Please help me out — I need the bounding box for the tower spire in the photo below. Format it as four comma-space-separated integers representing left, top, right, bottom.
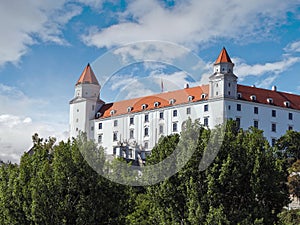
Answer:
214, 47, 232, 64
76, 63, 99, 85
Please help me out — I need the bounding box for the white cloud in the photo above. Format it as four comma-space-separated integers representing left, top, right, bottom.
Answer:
0, 114, 68, 163
234, 56, 300, 80
255, 75, 279, 89
284, 40, 300, 53
0, 84, 69, 162
81, 0, 298, 50
0, 0, 82, 66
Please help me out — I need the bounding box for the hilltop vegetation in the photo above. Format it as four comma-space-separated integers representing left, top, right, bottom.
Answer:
0, 120, 299, 224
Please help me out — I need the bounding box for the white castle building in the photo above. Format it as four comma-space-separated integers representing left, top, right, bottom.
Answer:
70, 48, 300, 161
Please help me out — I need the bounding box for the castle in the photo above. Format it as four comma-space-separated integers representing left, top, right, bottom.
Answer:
69, 48, 300, 161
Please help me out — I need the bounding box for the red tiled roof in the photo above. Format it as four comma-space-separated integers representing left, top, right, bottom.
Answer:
76, 63, 99, 85
98, 85, 209, 118
215, 47, 232, 64
238, 85, 300, 110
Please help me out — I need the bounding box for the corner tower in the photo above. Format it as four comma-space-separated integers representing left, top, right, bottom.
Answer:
69, 64, 103, 139
209, 47, 237, 99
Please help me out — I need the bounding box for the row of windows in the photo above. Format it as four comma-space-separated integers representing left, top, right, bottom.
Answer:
98, 118, 209, 143
236, 104, 293, 120
236, 118, 293, 132
99, 105, 210, 129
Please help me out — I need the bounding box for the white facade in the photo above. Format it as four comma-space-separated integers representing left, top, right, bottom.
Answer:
69, 48, 300, 161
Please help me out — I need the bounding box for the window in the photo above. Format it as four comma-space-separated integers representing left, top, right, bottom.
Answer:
236, 117, 240, 128
159, 111, 164, 119
144, 127, 149, 136
92, 105, 95, 111
204, 117, 209, 127
186, 107, 191, 115
142, 104, 147, 110
76, 118, 78, 123
201, 94, 206, 99
144, 142, 149, 149
114, 120, 118, 127
110, 110, 116, 115
250, 95, 256, 101
228, 105, 231, 110
130, 117, 134, 125
172, 123, 178, 132
130, 129, 134, 139
228, 83, 231, 87
98, 134, 103, 143
272, 123, 276, 132
254, 107, 258, 114
145, 114, 149, 122
113, 147, 117, 155
289, 113, 293, 120
91, 126, 94, 131
237, 93, 242, 99
169, 99, 175, 105
99, 123, 102, 129
289, 126, 293, 131
128, 149, 133, 158
173, 110, 178, 117
237, 104, 241, 111
272, 110, 276, 117
271, 138, 276, 147
254, 120, 258, 128
188, 96, 193, 102
159, 125, 164, 134
216, 91, 218, 96
127, 107, 132, 112
113, 132, 118, 141
204, 104, 208, 112
228, 91, 231, 95
154, 101, 159, 107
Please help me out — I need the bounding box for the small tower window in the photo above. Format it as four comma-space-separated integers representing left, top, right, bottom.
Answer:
250, 95, 256, 101
169, 99, 175, 105
267, 98, 273, 104
284, 101, 290, 108
142, 104, 147, 110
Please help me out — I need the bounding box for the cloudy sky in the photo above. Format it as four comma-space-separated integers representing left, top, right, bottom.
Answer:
1, 0, 300, 162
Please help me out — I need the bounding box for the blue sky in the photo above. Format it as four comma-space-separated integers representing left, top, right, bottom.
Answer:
0, 0, 300, 162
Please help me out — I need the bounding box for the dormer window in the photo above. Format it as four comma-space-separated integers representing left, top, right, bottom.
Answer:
169, 99, 175, 105
267, 98, 273, 104
154, 101, 160, 107
96, 112, 101, 118
110, 110, 116, 115
142, 104, 148, 110
127, 106, 133, 112
250, 95, 256, 101
284, 101, 290, 108
237, 93, 242, 99
188, 96, 194, 102
201, 93, 207, 99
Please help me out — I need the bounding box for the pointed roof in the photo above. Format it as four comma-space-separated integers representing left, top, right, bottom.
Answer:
76, 63, 99, 85
214, 47, 232, 64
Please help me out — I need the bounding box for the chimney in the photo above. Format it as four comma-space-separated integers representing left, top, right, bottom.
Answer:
184, 83, 189, 89
272, 85, 277, 91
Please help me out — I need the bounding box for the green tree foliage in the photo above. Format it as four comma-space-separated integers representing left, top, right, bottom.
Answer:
278, 209, 300, 225
276, 130, 300, 164
127, 119, 289, 225
0, 133, 129, 225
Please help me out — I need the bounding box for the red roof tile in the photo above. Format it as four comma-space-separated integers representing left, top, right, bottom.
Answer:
98, 85, 209, 118
215, 47, 232, 64
238, 85, 300, 110
76, 64, 99, 85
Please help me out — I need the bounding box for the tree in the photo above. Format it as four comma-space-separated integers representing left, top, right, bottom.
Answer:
276, 130, 300, 164
127, 119, 290, 224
